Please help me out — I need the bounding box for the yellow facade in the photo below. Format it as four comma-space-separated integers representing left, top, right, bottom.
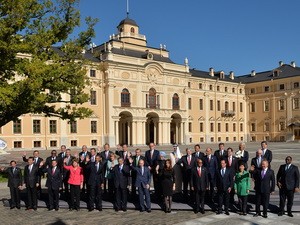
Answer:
0, 18, 299, 150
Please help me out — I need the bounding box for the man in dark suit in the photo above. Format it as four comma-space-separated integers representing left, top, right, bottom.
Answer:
0, 160, 23, 209
145, 143, 160, 172
253, 159, 275, 218
192, 144, 205, 160
23, 150, 43, 166
129, 157, 151, 212
277, 156, 300, 217
203, 147, 218, 201
41, 160, 62, 211
131, 148, 147, 197
250, 149, 264, 172
225, 147, 238, 203
191, 158, 208, 214
214, 143, 227, 167
24, 157, 41, 210
79, 145, 91, 195
261, 141, 272, 165
100, 143, 113, 195
215, 160, 233, 215
236, 142, 249, 170
85, 155, 104, 211
118, 144, 131, 165
177, 148, 196, 201
113, 157, 130, 212
44, 150, 60, 168
57, 145, 67, 161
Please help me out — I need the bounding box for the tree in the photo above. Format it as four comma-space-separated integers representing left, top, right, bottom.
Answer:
0, 0, 98, 127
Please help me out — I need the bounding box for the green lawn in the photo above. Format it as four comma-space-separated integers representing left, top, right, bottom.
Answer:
0, 173, 8, 182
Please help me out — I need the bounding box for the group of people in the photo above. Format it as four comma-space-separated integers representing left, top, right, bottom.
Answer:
1, 141, 299, 218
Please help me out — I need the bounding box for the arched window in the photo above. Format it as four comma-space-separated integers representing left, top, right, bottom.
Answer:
225, 101, 229, 111
130, 27, 135, 33
172, 93, 180, 110
119, 27, 123, 33
147, 88, 156, 109
121, 88, 130, 107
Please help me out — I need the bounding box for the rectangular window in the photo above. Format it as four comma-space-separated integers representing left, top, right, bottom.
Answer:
225, 87, 228, 92
217, 86, 220, 91
210, 123, 214, 132
225, 123, 229, 132
14, 141, 22, 148
250, 102, 256, 112
218, 137, 221, 142
232, 102, 236, 112
240, 123, 243, 132
209, 85, 213, 91
240, 102, 243, 112
199, 83, 202, 89
226, 137, 229, 141
239, 89, 243, 94
33, 120, 41, 134
33, 141, 41, 148
199, 99, 203, 110
251, 123, 256, 132
91, 121, 97, 133
217, 123, 221, 132
279, 84, 285, 90
233, 123, 236, 132
217, 100, 221, 111
293, 98, 299, 109
250, 88, 256, 94
71, 140, 77, 147
264, 100, 270, 112
90, 69, 96, 77
279, 99, 285, 110
210, 137, 214, 142
199, 122, 204, 132
294, 82, 299, 89
200, 137, 204, 142
233, 137, 236, 141
13, 119, 21, 134
264, 122, 270, 132
50, 140, 57, 147
188, 82, 191, 88
70, 121, 77, 133
210, 100, 214, 110
91, 140, 97, 146
49, 120, 57, 133
280, 136, 285, 142
188, 98, 192, 110
90, 90, 97, 105
264, 86, 270, 92
188, 122, 192, 132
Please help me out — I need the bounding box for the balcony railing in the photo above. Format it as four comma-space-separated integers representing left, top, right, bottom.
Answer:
121, 102, 131, 107
146, 103, 160, 109
221, 110, 235, 117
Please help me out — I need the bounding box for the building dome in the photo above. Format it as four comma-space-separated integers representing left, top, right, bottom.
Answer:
117, 18, 139, 28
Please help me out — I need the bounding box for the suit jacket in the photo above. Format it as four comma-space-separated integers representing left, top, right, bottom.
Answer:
44, 167, 63, 190
262, 149, 272, 164
251, 156, 265, 170
113, 164, 130, 189
277, 164, 299, 191
145, 149, 160, 168
190, 166, 209, 191
214, 149, 228, 165
215, 168, 233, 192
238, 151, 249, 169
79, 151, 92, 166
4, 167, 23, 188
253, 168, 275, 194
177, 155, 196, 172
132, 155, 147, 168
203, 155, 218, 179
118, 151, 131, 165
192, 152, 205, 160
86, 162, 104, 186
133, 166, 151, 188
45, 156, 61, 168
100, 150, 113, 162
225, 156, 239, 174
24, 164, 41, 188
23, 156, 43, 167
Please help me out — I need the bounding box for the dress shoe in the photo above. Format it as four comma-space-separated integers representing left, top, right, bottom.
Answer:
97, 208, 102, 211
225, 211, 230, 215
278, 211, 283, 216
147, 209, 151, 213
16, 206, 21, 209
288, 213, 294, 217
201, 209, 205, 214
253, 213, 261, 217
88, 208, 94, 212
243, 213, 247, 216
216, 211, 222, 215
10, 206, 15, 209
262, 214, 268, 218
33, 208, 37, 211
140, 209, 145, 212
69, 208, 73, 211
48, 208, 54, 211
55, 208, 59, 211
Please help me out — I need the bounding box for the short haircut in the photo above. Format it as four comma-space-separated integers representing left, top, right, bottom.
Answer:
219, 142, 225, 146
28, 156, 34, 161
261, 141, 267, 145
194, 144, 200, 148
10, 160, 16, 165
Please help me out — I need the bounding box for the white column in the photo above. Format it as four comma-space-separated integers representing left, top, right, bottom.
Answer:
127, 121, 131, 145
175, 122, 179, 144
142, 121, 146, 145
115, 120, 119, 146
132, 121, 137, 146
154, 122, 157, 144
158, 122, 163, 145
180, 122, 184, 144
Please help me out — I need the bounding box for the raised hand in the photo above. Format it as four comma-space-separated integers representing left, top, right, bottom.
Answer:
85, 156, 90, 162
39, 161, 44, 168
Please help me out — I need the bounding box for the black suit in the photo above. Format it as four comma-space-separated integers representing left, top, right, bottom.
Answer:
277, 164, 299, 214
145, 149, 160, 170
203, 155, 218, 199
86, 162, 104, 210
113, 164, 130, 211
100, 150, 113, 162
79, 151, 91, 193
3, 167, 22, 208
238, 151, 249, 170
44, 167, 62, 210
192, 152, 205, 160
131, 155, 147, 195
215, 168, 233, 212
118, 151, 131, 165
253, 168, 275, 216
262, 149, 272, 164
191, 166, 208, 211
24, 164, 41, 209
214, 149, 227, 167
177, 155, 196, 198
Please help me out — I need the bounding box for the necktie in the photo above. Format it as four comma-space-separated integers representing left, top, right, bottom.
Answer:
119, 166, 122, 173
229, 157, 232, 167
208, 156, 211, 163
124, 152, 126, 159
257, 157, 261, 167
196, 152, 199, 158
92, 156, 95, 162
221, 151, 223, 156
96, 163, 99, 172
35, 158, 37, 164
261, 170, 265, 179
142, 167, 144, 175
105, 151, 108, 159
29, 165, 32, 173
52, 168, 55, 175
136, 157, 139, 165
13, 168, 16, 174
188, 156, 191, 165
150, 151, 153, 159
285, 165, 289, 171
222, 168, 225, 177
198, 167, 201, 177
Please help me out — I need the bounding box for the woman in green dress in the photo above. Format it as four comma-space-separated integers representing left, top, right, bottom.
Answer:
234, 162, 251, 215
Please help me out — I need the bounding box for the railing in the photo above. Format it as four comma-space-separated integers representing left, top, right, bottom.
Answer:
121, 102, 131, 107
221, 110, 235, 117
146, 103, 160, 109
119, 32, 146, 40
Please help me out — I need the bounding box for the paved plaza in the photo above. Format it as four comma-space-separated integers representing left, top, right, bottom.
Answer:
0, 142, 299, 224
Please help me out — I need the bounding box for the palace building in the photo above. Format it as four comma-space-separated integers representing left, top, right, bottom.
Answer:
0, 16, 299, 150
